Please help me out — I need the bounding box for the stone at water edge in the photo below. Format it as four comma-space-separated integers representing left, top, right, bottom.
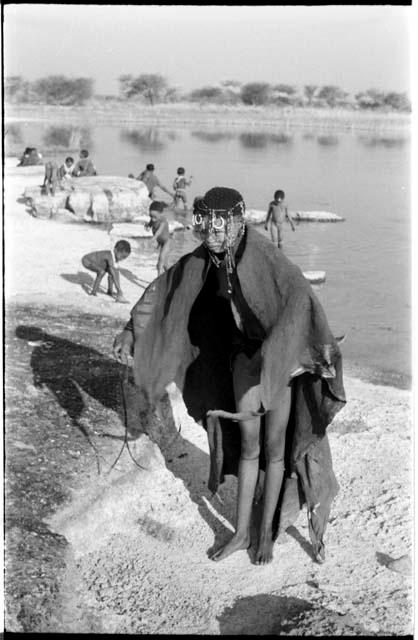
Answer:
386, 554, 412, 576
303, 271, 326, 285
110, 220, 185, 240
245, 209, 344, 224
30, 194, 69, 219
22, 176, 152, 223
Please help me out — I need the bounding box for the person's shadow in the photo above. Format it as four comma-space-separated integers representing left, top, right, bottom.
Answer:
61, 271, 95, 294
118, 267, 150, 289
15, 324, 236, 548
61, 269, 151, 294
16, 325, 126, 433
216, 594, 370, 635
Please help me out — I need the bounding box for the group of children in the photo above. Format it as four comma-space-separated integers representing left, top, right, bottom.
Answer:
43, 149, 97, 196
81, 187, 295, 304
129, 164, 193, 211
77, 148, 293, 302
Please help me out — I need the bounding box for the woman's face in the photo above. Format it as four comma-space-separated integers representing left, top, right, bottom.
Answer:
193, 214, 243, 253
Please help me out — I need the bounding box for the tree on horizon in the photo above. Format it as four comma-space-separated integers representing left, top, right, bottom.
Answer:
118, 74, 171, 105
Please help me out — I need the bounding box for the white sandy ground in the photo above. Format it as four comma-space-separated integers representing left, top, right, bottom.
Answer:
4, 160, 414, 634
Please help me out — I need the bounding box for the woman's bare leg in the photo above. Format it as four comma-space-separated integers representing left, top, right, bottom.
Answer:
210, 354, 261, 562
255, 386, 291, 564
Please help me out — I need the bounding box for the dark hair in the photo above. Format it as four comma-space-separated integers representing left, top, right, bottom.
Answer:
177, 167, 185, 175
65, 157, 74, 163
274, 190, 285, 200
80, 149, 89, 158
114, 240, 131, 255
149, 201, 166, 213
146, 163, 155, 171
203, 187, 243, 208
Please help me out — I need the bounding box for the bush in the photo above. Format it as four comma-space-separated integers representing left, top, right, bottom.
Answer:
118, 74, 172, 105
5, 76, 30, 103
188, 86, 224, 103
383, 92, 411, 112
354, 89, 386, 110
240, 82, 271, 106
317, 85, 349, 108
32, 76, 94, 105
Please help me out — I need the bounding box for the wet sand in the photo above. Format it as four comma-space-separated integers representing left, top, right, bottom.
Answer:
4, 160, 413, 634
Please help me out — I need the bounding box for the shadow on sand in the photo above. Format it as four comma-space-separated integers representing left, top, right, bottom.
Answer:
61, 269, 150, 293
15, 324, 239, 552
217, 593, 371, 635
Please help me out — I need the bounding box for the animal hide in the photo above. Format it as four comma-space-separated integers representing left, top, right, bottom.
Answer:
126, 225, 346, 557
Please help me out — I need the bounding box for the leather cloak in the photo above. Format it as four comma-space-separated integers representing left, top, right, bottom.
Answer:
127, 225, 346, 558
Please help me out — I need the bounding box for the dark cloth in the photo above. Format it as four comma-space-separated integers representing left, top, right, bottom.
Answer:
126, 225, 346, 552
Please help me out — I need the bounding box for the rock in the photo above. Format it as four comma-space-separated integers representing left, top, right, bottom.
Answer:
386, 554, 412, 576
23, 176, 151, 223
109, 219, 185, 242
245, 209, 344, 224
30, 194, 67, 219
51, 208, 78, 223
293, 211, 345, 222
303, 270, 326, 285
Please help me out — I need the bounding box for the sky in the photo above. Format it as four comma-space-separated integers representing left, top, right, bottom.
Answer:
4, 4, 413, 97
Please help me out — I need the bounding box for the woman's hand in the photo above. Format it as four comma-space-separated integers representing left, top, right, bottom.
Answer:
113, 330, 134, 364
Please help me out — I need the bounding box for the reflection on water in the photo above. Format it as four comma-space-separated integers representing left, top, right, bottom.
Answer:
5, 123, 23, 145
42, 125, 92, 150
120, 127, 177, 152
239, 132, 269, 149
270, 132, 293, 145
240, 131, 293, 149
191, 130, 234, 143
4, 123, 24, 156
317, 135, 339, 147
357, 135, 407, 149
191, 129, 292, 147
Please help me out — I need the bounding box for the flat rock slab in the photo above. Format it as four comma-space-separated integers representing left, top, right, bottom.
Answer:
303, 270, 326, 284
246, 209, 344, 224
110, 220, 185, 241
23, 176, 151, 223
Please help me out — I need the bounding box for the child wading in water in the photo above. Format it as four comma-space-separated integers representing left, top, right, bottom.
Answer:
173, 167, 193, 210
145, 201, 171, 276
81, 239, 131, 302
265, 190, 295, 249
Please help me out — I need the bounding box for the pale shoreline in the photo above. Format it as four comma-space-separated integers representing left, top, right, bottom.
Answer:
5, 102, 411, 132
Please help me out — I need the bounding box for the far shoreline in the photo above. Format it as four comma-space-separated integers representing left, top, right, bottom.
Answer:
5, 102, 411, 133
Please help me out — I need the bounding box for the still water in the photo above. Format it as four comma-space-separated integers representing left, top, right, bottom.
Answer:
10, 121, 411, 382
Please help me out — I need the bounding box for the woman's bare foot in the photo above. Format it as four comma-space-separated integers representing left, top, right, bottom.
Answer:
255, 531, 274, 564
209, 532, 251, 562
